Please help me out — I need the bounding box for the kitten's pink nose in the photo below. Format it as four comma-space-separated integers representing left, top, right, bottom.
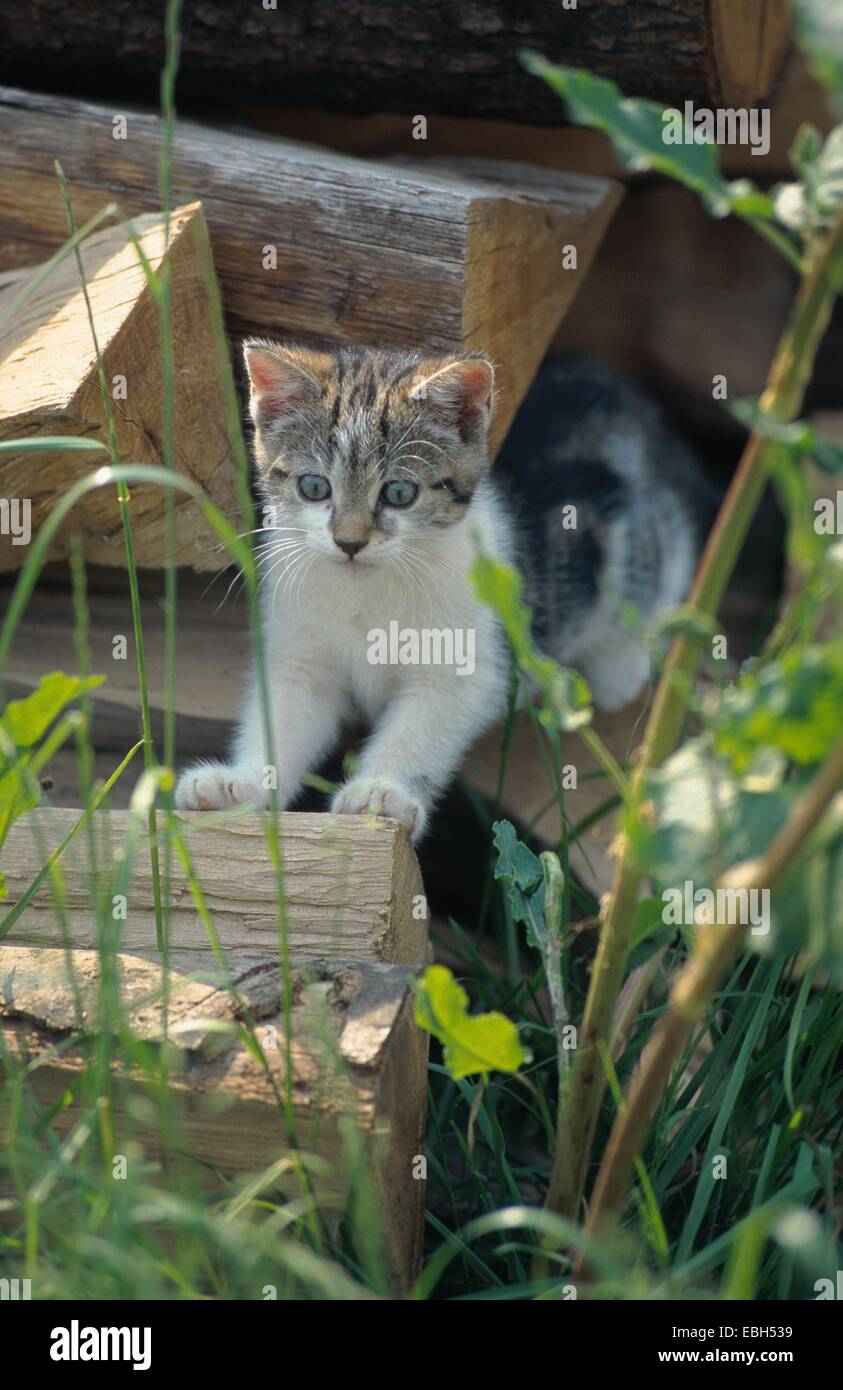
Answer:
334, 538, 368, 558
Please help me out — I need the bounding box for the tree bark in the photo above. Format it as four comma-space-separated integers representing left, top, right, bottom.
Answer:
0, 0, 791, 122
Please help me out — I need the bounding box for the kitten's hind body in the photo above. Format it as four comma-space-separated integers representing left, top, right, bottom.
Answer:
494, 355, 705, 710
175, 347, 704, 840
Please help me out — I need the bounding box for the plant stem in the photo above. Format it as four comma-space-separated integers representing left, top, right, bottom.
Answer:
545, 203, 843, 1225
56, 166, 166, 952
577, 728, 843, 1266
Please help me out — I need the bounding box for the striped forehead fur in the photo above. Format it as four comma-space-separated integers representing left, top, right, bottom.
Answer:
243, 341, 495, 531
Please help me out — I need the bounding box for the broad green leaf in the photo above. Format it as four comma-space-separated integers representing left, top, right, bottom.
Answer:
413, 964, 530, 1080
1, 671, 104, 749
520, 56, 772, 222
633, 738, 798, 888
471, 551, 592, 730
0, 763, 42, 835
711, 647, 843, 773
492, 819, 546, 950
631, 738, 843, 981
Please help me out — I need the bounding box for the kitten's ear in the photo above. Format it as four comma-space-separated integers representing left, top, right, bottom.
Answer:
243, 341, 323, 420
409, 356, 494, 442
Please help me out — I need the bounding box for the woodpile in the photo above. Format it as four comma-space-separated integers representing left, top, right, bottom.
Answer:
0, 86, 621, 461
0, 26, 630, 1293
0, 203, 241, 574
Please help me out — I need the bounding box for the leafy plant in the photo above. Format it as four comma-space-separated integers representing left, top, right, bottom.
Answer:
414, 964, 530, 1080
0, 671, 103, 892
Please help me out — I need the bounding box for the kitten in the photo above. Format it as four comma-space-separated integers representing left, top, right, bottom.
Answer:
174, 344, 703, 840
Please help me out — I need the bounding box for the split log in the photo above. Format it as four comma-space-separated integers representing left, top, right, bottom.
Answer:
0, 202, 242, 574
0, 1, 792, 118
0, 86, 622, 457
0, 945, 429, 1292
1, 808, 428, 964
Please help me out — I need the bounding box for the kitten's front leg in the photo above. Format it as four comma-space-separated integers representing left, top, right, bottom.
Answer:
332, 681, 497, 842
175, 670, 344, 813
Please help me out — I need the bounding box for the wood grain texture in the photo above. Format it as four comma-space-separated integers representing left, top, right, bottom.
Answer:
0, 86, 621, 456
0, 946, 429, 1290
706, 0, 792, 110
0, 1, 791, 118
0, 202, 243, 573
1, 808, 429, 965
0, 573, 248, 755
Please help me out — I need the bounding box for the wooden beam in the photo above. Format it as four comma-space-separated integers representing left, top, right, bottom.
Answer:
1, 808, 429, 964
0, 1, 792, 118
0, 945, 429, 1292
0, 202, 243, 574
1, 572, 248, 756
706, 0, 793, 111
0, 86, 622, 456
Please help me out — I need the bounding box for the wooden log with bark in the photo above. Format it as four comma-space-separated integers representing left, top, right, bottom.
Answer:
1, 807, 429, 964
0, 86, 622, 459
0, 202, 242, 574
0, 0, 792, 119
0, 945, 429, 1291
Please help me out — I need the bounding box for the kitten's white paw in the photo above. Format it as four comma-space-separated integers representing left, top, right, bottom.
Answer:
174, 762, 267, 812
582, 639, 651, 712
332, 778, 427, 841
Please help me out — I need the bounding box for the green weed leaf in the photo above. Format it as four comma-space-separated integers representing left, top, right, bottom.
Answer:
492, 819, 546, 950
521, 56, 771, 221
1, 671, 104, 750
414, 964, 530, 1080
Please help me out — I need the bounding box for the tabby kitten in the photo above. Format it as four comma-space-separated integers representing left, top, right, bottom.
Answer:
174, 344, 702, 840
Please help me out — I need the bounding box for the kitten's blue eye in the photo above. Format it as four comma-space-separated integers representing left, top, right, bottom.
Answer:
298, 474, 331, 501
380, 480, 418, 508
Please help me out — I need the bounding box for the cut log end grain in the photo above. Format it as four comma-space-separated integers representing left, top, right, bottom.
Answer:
0, 202, 243, 574
0, 945, 429, 1291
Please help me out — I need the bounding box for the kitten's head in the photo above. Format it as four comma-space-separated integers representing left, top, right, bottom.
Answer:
243, 340, 495, 567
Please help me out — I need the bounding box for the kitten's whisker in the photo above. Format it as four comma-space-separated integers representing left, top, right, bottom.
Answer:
397, 437, 447, 456
270, 546, 313, 613
259, 546, 310, 591
388, 552, 412, 610
258, 552, 310, 596
204, 524, 311, 557
388, 417, 418, 456
292, 550, 318, 610
386, 461, 434, 478
255, 540, 312, 564
213, 564, 252, 612
393, 549, 437, 624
